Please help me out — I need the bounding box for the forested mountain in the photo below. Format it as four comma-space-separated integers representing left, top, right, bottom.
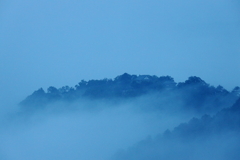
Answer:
20, 73, 239, 114
171, 97, 240, 139
15, 73, 240, 160
112, 97, 240, 160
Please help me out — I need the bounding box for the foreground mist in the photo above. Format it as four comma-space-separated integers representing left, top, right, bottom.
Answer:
0, 73, 239, 160
0, 98, 192, 160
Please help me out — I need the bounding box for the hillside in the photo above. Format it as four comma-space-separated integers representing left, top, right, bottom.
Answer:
20, 73, 239, 115
112, 97, 240, 160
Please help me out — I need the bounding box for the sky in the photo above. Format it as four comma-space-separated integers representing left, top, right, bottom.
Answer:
0, 0, 240, 105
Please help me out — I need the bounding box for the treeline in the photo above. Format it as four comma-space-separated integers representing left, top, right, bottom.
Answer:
20, 73, 240, 112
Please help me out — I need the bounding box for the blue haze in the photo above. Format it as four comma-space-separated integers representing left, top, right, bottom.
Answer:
0, 1, 240, 159
0, 0, 240, 106
0, 0, 240, 105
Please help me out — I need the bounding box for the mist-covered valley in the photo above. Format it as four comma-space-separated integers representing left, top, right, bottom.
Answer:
0, 73, 240, 160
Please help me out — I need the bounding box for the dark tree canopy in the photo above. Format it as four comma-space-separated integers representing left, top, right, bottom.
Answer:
19, 73, 239, 113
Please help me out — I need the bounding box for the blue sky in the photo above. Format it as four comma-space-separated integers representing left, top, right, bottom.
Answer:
0, 0, 240, 104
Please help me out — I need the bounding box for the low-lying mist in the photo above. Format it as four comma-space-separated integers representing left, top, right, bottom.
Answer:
0, 96, 193, 160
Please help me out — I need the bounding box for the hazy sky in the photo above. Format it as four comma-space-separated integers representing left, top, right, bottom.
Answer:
1, 0, 240, 104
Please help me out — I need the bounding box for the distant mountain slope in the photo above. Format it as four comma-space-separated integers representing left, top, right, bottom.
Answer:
20, 73, 239, 114
168, 97, 240, 139
112, 97, 240, 160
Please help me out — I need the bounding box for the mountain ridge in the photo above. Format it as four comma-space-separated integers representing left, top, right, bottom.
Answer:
20, 73, 240, 114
